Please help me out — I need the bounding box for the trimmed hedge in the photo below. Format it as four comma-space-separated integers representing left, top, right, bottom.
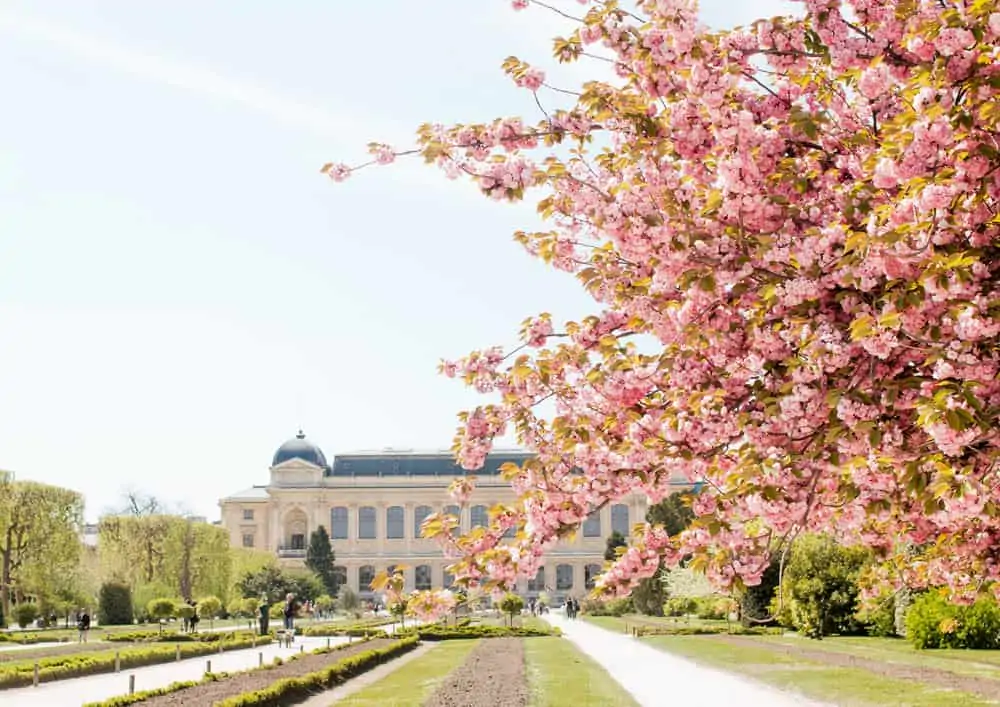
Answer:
104, 629, 260, 644
0, 635, 273, 689
402, 625, 559, 640
300, 618, 394, 637
213, 636, 419, 707
0, 632, 71, 645
83, 637, 379, 707
624, 623, 781, 637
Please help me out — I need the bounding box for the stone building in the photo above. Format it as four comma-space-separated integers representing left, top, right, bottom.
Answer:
219, 431, 655, 600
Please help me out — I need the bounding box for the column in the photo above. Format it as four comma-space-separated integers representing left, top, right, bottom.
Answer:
573, 564, 586, 596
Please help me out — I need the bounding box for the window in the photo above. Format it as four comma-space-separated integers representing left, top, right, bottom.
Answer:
443, 570, 456, 588
331, 506, 349, 540
414, 505, 433, 538
611, 504, 630, 536
333, 566, 347, 593
359, 565, 375, 591
415, 564, 432, 591
241, 534, 254, 548
290, 533, 305, 550
358, 506, 376, 539
242, 509, 254, 521
444, 504, 461, 531
528, 567, 545, 592
585, 564, 602, 590
583, 510, 601, 537
387, 506, 405, 539
556, 564, 574, 590
470, 505, 488, 528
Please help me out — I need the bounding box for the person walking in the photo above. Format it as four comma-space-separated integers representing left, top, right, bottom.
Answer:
77, 608, 91, 643
283, 593, 296, 632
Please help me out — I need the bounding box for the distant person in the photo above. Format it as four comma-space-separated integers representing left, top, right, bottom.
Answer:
258, 597, 269, 636
283, 593, 296, 631
77, 608, 91, 643
189, 600, 199, 633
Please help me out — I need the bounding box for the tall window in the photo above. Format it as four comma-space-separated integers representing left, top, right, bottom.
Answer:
358, 506, 376, 539
414, 505, 433, 539
331, 506, 349, 540
583, 510, 602, 537
528, 567, 545, 592
387, 506, 405, 539
585, 564, 601, 590
415, 564, 432, 591
242, 509, 254, 521
443, 570, 456, 588
611, 504, 630, 536
290, 533, 305, 550
556, 564, 574, 590
470, 505, 488, 528
359, 565, 375, 591
333, 566, 347, 592
444, 504, 461, 531
241, 533, 254, 548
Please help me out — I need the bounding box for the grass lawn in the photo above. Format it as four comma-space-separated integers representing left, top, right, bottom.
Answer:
645, 635, 995, 706
581, 614, 734, 633
336, 639, 480, 706
524, 637, 639, 707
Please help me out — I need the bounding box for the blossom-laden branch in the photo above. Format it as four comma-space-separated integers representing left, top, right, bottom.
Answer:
329, 0, 1000, 606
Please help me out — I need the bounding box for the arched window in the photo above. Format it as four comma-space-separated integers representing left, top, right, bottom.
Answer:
333, 566, 348, 592
414, 505, 433, 539
415, 564, 432, 590
611, 504, 630, 536
528, 567, 546, 592
585, 564, 602, 590
444, 504, 462, 531
556, 564, 574, 590
358, 507, 376, 539
583, 510, 602, 537
470, 505, 488, 528
359, 565, 375, 591
331, 506, 349, 540
387, 506, 405, 539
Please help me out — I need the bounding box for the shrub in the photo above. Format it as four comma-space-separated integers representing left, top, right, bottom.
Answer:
268, 603, 284, 620
98, 582, 134, 626
406, 624, 558, 640
663, 597, 697, 617
857, 591, 897, 638
497, 593, 524, 626
12, 603, 39, 629
104, 629, 260, 643
906, 592, 1000, 649
146, 598, 177, 625
197, 596, 222, 626
581, 597, 632, 617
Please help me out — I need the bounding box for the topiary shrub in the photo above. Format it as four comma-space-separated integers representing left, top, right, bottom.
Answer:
98, 582, 134, 626
663, 597, 697, 617
12, 603, 39, 629
581, 597, 632, 616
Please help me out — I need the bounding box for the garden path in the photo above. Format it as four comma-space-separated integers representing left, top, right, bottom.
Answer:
545, 613, 830, 707
2, 635, 344, 706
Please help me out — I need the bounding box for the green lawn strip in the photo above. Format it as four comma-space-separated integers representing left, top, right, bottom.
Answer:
336, 639, 480, 706
756, 634, 1000, 680
524, 637, 639, 707
644, 635, 994, 707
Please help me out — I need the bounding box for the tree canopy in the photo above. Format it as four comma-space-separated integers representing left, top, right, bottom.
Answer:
331, 1, 1000, 602
305, 525, 338, 596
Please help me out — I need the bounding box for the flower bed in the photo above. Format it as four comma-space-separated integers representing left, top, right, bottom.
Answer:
405, 625, 559, 641
85, 636, 418, 706
0, 635, 272, 689
104, 629, 260, 643
424, 637, 529, 706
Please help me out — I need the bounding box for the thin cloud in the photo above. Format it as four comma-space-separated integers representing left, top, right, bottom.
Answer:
0, 11, 403, 143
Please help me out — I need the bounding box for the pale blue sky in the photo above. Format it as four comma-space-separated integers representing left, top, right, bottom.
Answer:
0, 1, 794, 520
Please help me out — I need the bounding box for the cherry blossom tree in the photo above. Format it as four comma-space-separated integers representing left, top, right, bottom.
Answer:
328, 0, 1000, 603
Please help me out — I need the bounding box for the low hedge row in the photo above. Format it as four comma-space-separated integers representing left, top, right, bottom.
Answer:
301, 621, 394, 637
0, 632, 70, 645
0, 635, 273, 689
625, 624, 782, 637
214, 636, 419, 707
403, 625, 559, 640
83, 637, 378, 707
104, 629, 260, 643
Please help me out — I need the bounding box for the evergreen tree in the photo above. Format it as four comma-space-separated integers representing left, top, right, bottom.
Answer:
305, 526, 338, 596
604, 531, 627, 562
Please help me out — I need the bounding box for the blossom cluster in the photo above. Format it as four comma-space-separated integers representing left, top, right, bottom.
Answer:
333, 1, 1000, 602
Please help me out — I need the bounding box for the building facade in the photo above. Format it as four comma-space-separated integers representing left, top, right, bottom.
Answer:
219, 431, 658, 600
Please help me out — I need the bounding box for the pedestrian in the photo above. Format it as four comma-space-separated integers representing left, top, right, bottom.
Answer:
189, 599, 199, 633
77, 608, 91, 643
258, 596, 270, 636
283, 592, 296, 632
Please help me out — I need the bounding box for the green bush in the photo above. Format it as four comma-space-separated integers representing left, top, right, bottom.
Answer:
497, 593, 524, 626
663, 597, 697, 617
694, 597, 734, 620
857, 591, 897, 638
12, 603, 39, 628
104, 629, 261, 643
581, 597, 632, 616
98, 583, 134, 626
0, 635, 273, 688
905, 592, 1000, 649
406, 624, 558, 641
212, 637, 419, 706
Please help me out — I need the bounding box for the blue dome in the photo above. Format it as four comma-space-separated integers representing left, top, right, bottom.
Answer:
272, 431, 328, 468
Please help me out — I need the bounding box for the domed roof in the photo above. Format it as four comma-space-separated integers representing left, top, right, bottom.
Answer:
272, 430, 328, 469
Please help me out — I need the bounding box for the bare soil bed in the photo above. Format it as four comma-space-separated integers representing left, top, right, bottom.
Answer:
137, 638, 393, 706
423, 637, 529, 707
0, 642, 114, 663
718, 635, 1000, 701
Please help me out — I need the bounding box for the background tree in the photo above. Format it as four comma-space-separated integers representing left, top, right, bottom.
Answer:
146, 597, 176, 633
604, 531, 627, 562
305, 526, 338, 596
98, 582, 133, 626
498, 592, 525, 627
0, 477, 84, 619
237, 565, 295, 604
336, 585, 361, 618
197, 595, 222, 629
